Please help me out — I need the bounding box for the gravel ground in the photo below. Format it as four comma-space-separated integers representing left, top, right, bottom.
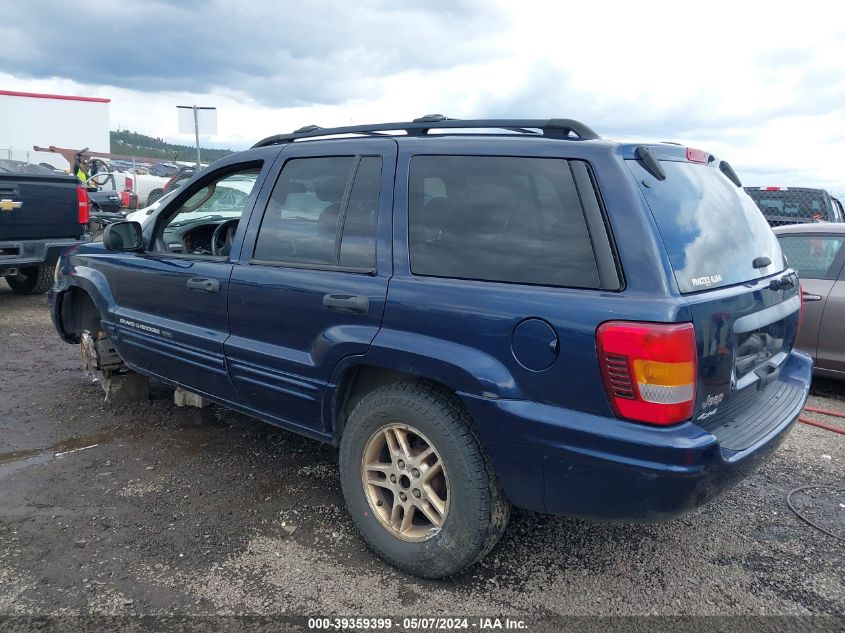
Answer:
0, 286, 843, 629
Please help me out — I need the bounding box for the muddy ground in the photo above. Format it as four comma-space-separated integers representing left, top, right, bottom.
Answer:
0, 285, 843, 629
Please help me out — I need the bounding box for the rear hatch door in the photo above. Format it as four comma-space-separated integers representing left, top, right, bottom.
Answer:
628, 150, 803, 451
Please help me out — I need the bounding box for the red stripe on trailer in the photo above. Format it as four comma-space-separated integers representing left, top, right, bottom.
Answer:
0, 90, 110, 104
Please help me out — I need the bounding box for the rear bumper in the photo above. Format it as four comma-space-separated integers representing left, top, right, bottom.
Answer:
0, 236, 89, 273
462, 350, 812, 521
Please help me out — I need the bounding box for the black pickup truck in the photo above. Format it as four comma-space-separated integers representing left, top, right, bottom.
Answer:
0, 160, 90, 294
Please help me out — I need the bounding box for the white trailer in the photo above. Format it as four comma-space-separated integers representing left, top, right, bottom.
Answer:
0, 90, 110, 171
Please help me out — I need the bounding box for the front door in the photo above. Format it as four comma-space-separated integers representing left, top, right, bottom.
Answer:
105, 159, 269, 398
225, 139, 396, 436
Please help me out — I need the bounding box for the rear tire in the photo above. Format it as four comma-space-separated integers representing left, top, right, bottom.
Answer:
6, 264, 53, 295
339, 381, 509, 578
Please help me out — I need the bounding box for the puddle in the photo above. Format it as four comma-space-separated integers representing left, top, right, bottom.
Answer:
0, 432, 115, 479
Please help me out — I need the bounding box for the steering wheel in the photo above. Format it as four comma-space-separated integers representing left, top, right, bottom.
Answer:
211, 218, 240, 256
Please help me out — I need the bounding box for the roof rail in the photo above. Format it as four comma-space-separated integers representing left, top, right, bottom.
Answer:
252, 116, 600, 148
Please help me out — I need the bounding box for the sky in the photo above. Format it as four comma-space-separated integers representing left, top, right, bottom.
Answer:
1, 0, 844, 188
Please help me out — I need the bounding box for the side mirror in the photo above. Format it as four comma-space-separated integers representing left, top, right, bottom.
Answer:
103, 221, 143, 252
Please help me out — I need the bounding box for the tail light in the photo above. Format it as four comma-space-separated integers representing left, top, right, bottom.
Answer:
76, 185, 90, 225
596, 322, 697, 426
120, 190, 132, 208
685, 147, 709, 163
124, 176, 133, 192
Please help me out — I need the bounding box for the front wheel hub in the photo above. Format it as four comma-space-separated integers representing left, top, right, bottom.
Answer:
361, 423, 450, 542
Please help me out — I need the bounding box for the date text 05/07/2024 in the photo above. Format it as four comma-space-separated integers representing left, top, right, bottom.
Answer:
307, 616, 529, 630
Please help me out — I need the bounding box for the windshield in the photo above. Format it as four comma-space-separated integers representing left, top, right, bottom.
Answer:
628, 159, 785, 294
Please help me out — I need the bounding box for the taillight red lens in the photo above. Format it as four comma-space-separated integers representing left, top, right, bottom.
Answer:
596, 322, 697, 426
124, 176, 133, 191
76, 185, 90, 225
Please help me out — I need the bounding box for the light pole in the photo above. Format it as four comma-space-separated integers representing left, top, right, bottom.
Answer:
177, 105, 217, 168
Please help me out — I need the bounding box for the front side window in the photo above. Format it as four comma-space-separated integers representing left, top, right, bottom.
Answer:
253, 156, 381, 269
155, 166, 261, 257
408, 156, 605, 288
777, 235, 844, 279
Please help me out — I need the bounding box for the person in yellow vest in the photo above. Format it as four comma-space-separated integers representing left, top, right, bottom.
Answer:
72, 153, 91, 187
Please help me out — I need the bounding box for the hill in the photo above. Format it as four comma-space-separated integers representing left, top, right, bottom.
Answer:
110, 130, 234, 162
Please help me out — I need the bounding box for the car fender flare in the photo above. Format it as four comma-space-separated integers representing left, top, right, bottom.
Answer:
326, 328, 523, 433
62, 264, 118, 324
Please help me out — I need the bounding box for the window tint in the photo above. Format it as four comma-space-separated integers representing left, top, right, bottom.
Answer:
339, 157, 381, 268
254, 157, 354, 265
253, 156, 381, 269
778, 235, 844, 279
157, 167, 261, 256
629, 161, 784, 293
408, 156, 603, 288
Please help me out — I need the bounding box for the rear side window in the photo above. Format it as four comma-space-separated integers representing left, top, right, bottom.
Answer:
777, 235, 844, 279
253, 156, 381, 269
628, 160, 785, 294
408, 156, 617, 289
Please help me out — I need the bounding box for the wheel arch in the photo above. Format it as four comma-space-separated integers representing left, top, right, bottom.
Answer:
54, 266, 116, 343
327, 335, 520, 443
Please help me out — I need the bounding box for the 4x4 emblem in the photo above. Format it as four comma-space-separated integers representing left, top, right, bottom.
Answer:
0, 199, 22, 212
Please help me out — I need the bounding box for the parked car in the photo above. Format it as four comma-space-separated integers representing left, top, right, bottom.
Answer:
0, 160, 90, 294
745, 186, 844, 226
89, 159, 170, 207
146, 165, 196, 206
774, 223, 845, 379
49, 117, 811, 577
124, 188, 180, 225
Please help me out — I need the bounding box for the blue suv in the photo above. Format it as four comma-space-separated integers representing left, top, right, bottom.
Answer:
49, 117, 812, 577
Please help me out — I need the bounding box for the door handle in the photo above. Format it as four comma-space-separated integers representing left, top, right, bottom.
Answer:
322, 293, 369, 314
187, 277, 220, 293
802, 291, 823, 302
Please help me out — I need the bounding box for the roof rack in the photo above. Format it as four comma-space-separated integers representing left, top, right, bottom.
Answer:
252, 115, 600, 148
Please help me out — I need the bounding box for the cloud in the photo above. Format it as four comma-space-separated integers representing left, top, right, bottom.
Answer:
0, 0, 843, 190
0, 0, 507, 107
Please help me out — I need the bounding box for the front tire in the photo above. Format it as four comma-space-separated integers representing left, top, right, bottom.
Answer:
5, 264, 53, 295
339, 381, 509, 578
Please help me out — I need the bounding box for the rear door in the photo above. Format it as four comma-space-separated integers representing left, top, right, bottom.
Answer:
776, 232, 845, 361
225, 139, 396, 436
629, 152, 802, 448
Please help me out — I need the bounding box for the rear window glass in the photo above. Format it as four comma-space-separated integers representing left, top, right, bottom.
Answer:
408, 156, 605, 288
628, 160, 784, 294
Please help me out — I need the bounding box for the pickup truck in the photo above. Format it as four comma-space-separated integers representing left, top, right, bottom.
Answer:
745, 186, 845, 226
0, 160, 90, 294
